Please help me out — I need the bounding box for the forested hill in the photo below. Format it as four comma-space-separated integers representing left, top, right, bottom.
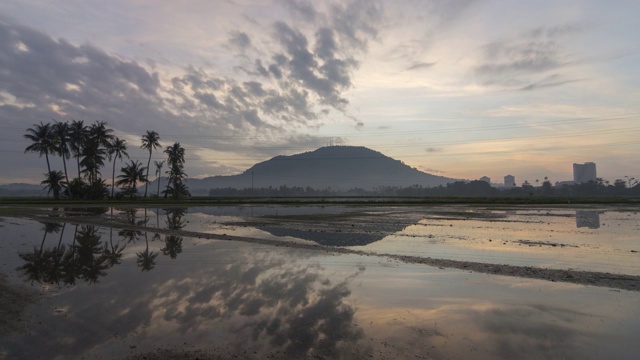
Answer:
186, 146, 456, 194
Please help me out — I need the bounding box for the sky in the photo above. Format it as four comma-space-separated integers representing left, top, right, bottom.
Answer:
1, 0, 639, 186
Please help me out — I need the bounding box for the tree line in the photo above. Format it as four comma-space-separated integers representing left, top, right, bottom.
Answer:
24, 120, 189, 200
209, 179, 640, 198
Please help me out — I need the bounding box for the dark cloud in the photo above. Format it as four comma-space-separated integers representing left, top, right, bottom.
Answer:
425, 147, 441, 153
229, 30, 252, 50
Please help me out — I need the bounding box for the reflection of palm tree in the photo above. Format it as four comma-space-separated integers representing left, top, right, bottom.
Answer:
161, 235, 183, 259
119, 208, 148, 243
74, 225, 109, 283
43, 223, 67, 284
165, 208, 187, 230
103, 238, 126, 266
136, 236, 158, 271
17, 222, 62, 284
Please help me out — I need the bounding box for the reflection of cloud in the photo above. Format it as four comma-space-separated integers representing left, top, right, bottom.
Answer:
148, 250, 367, 358
358, 302, 601, 359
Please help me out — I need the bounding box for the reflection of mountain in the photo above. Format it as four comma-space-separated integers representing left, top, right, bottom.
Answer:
576, 211, 600, 229
258, 213, 416, 246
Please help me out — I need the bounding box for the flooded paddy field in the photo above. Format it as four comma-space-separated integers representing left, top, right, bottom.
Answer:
0, 204, 639, 359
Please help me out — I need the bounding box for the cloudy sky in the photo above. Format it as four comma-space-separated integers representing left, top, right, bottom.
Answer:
1, 0, 639, 185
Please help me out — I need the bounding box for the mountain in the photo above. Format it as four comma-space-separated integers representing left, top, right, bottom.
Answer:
0, 183, 47, 197
180, 146, 456, 195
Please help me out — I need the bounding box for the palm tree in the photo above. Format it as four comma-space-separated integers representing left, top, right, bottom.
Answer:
107, 137, 129, 198
141, 131, 161, 198
81, 121, 113, 184
116, 160, 147, 196
90, 121, 114, 147
24, 122, 55, 173
80, 137, 107, 184
41, 170, 66, 199
154, 160, 164, 197
53, 121, 71, 186
164, 142, 188, 198
68, 120, 88, 179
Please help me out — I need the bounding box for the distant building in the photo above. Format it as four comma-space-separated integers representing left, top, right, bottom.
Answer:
479, 176, 491, 183
504, 175, 515, 188
573, 162, 597, 184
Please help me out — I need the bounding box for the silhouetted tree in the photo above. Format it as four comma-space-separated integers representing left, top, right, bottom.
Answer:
41, 170, 66, 199
24, 122, 55, 174
141, 131, 161, 198
116, 160, 147, 198
107, 137, 129, 198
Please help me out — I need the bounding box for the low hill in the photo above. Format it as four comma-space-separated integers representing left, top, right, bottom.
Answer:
183, 146, 456, 194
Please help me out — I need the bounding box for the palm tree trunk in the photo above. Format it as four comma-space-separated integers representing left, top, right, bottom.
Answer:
111, 158, 117, 198
144, 151, 151, 198
62, 155, 69, 187
157, 175, 161, 197
45, 151, 51, 174
76, 156, 81, 179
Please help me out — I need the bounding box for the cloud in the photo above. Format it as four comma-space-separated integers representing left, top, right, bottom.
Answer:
519, 74, 585, 91
474, 25, 580, 90
228, 30, 252, 50
0, 4, 384, 179
406, 62, 436, 71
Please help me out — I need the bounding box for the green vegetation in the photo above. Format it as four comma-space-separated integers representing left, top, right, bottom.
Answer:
23, 121, 189, 201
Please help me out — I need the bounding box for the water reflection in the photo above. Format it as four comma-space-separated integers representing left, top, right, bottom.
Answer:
17, 223, 126, 285
575, 210, 600, 229
16, 209, 193, 282
3, 208, 640, 359
160, 208, 186, 259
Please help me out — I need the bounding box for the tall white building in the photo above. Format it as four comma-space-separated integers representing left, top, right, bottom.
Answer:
504, 175, 516, 188
573, 162, 597, 183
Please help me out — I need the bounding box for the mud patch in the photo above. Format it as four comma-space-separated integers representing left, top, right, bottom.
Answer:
0, 273, 39, 335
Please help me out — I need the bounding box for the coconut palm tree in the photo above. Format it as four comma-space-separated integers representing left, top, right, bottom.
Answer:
116, 160, 147, 197
107, 137, 129, 198
68, 120, 89, 179
154, 160, 164, 197
80, 121, 113, 184
141, 131, 161, 198
53, 121, 71, 186
163, 142, 188, 198
80, 137, 107, 184
24, 122, 55, 173
41, 170, 66, 200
